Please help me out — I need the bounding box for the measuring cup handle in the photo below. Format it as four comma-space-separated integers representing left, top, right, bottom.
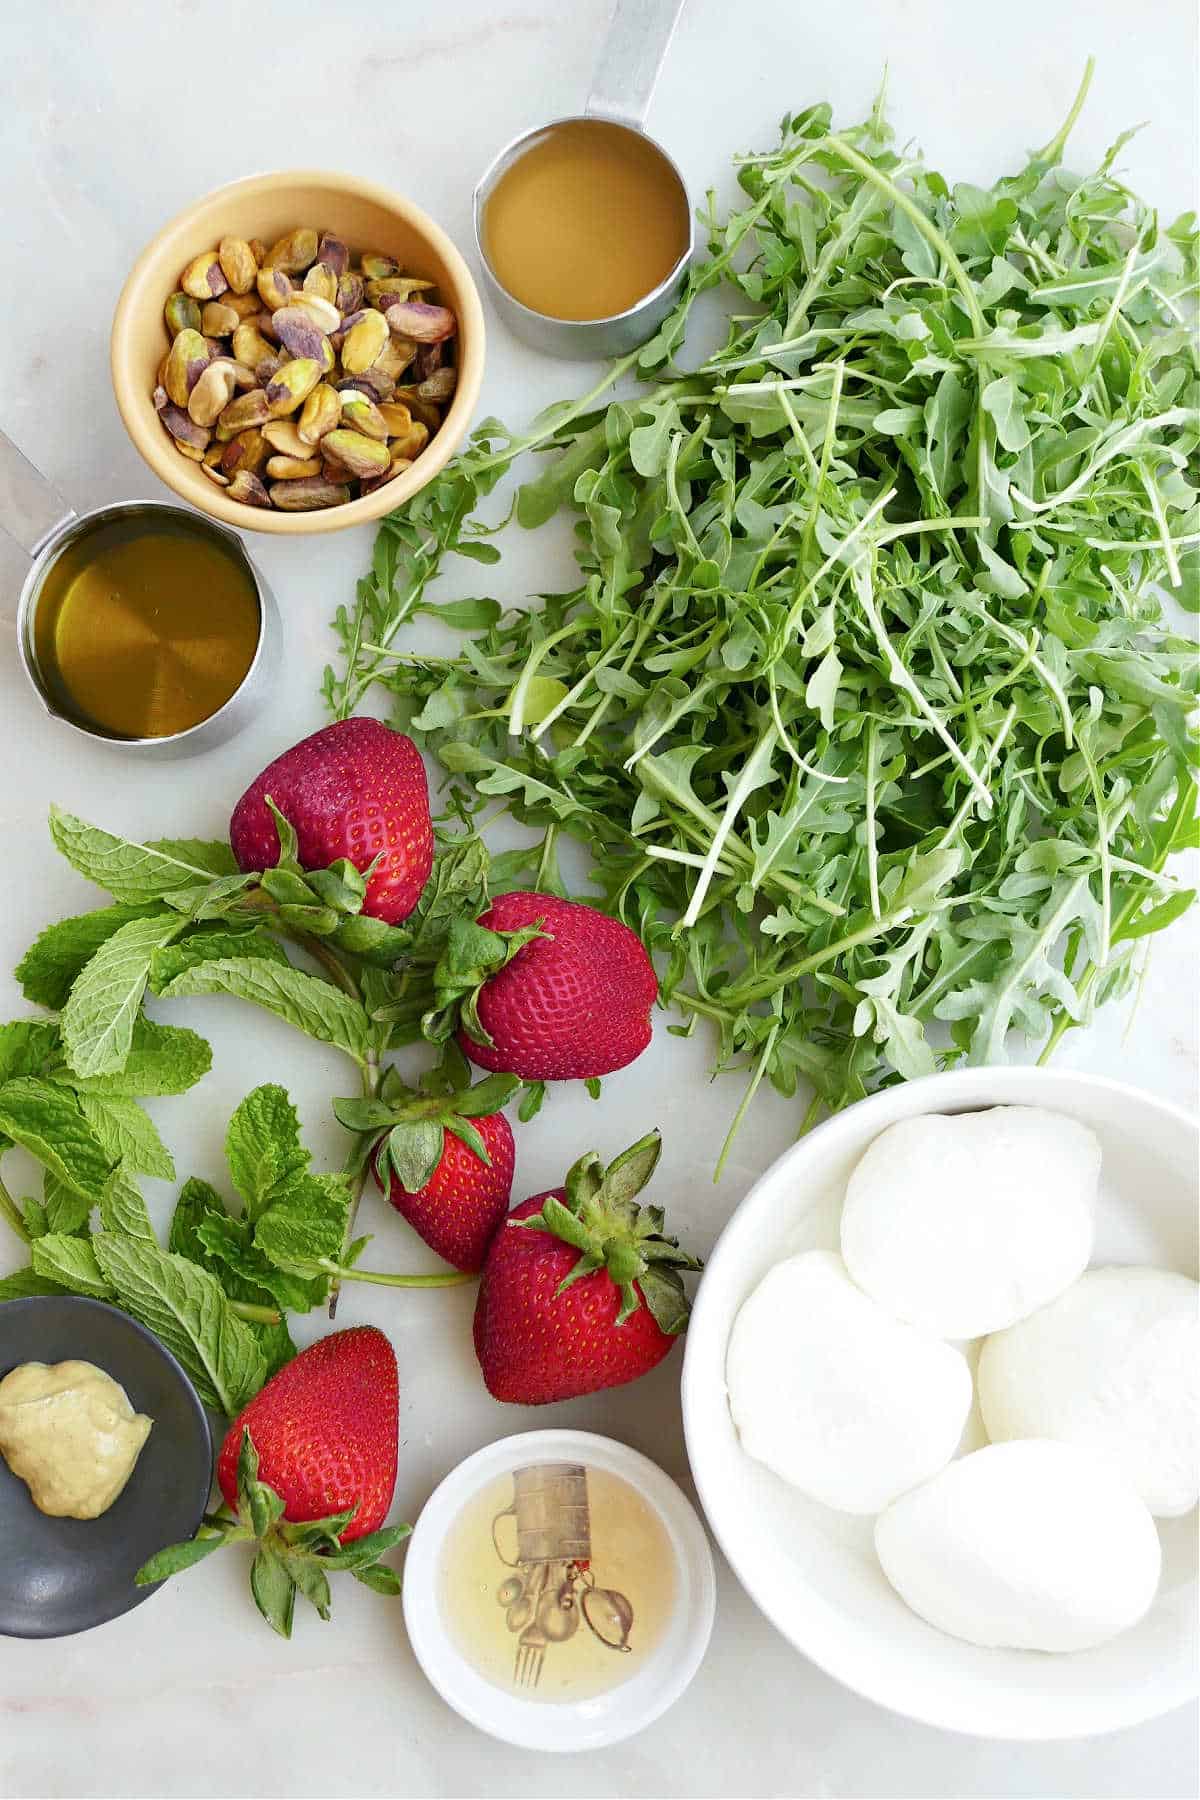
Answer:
491, 1506, 522, 1567
0, 426, 75, 560
585, 0, 687, 131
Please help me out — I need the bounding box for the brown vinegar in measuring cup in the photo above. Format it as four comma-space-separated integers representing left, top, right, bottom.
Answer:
481, 118, 690, 323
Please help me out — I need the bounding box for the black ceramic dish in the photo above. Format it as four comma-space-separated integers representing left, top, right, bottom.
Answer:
0, 1296, 213, 1637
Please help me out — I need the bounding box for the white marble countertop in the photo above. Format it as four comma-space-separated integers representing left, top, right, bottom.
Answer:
0, 1, 1196, 1794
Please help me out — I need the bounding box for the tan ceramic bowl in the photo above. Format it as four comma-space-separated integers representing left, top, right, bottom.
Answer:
111, 170, 485, 535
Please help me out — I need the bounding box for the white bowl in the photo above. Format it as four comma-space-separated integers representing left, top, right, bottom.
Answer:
681, 1067, 1198, 1740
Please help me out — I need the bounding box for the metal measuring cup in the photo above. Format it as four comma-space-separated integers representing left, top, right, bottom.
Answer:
2, 427, 280, 758
473, 0, 692, 358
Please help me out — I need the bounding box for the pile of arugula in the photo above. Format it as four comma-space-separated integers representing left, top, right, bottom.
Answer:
0, 808, 513, 1409
325, 66, 1198, 1166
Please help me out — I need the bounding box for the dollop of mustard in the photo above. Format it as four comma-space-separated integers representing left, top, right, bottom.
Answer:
0, 1359, 152, 1519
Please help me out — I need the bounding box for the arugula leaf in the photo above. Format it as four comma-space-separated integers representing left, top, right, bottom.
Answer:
91, 1233, 267, 1414
0, 1078, 113, 1201
15, 904, 163, 1010
60, 914, 185, 1079
79, 1094, 175, 1180
157, 959, 371, 1065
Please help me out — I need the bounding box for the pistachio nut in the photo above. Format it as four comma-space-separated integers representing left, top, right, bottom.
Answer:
265, 357, 323, 416
225, 291, 263, 320
375, 336, 416, 381
201, 461, 232, 486
262, 419, 315, 459
155, 354, 169, 389
418, 365, 457, 402
180, 250, 229, 300
232, 321, 276, 369
297, 384, 342, 444
187, 360, 238, 428
360, 252, 399, 281
317, 233, 349, 276
393, 387, 442, 432
152, 383, 168, 412
255, 353, 285, 385
321, 428, 391, 479
388, 420, 430, 461
298, 294, 340, 332
362, 452, 415, 494
376, 401, 413, 436
255, 308, 281, 343
383, 300, 456, 343
303, 262, 339, 305
257, 266, 294, 310
164, 291, 202, 338
247, 238, 267, 266
335, 271, 364, 315
201, 300, 240, 337
164, 328, 212, 406
340, 309, 390, 374
269, 476, 352, 510
215, 388, 271, 440
265, 452, 325, 480
334, 366, 396, 403
272, 304, 332, 361
228, 470, 272, 508
220, 427, 270, 476
339, 393, 389, 440
265, 228, 319, 273
219, 357, 260, 390
217, 235, 259, 295
160, 403, 211, 452
365, 276, 435, 305
412, 341, 443, 381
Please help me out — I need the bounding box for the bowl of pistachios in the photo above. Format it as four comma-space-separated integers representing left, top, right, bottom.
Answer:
111, 170, 485, 532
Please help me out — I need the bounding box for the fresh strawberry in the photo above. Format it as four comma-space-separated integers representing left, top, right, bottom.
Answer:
472, 1132, 701, 1404
137, 1328, 407, 1639
216, 1326, 398, 1537
437, 891, 657, 1082
230, 718, 433, 923
375, 1111, 515, 1273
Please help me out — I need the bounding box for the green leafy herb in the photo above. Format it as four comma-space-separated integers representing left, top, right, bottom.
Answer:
326, 66, 1198, 1152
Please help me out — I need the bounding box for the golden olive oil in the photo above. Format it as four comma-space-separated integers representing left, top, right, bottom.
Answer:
33, 513, 260, 739
439, 1462, 677, 1703
483, 119, 690, 321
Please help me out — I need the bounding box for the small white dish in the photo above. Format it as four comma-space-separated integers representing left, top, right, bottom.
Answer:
403, 1429, 716, 1751
681, 1067, 1199, 1740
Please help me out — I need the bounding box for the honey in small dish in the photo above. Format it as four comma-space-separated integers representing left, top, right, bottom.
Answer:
439, 1460, 677, 1702
32, 512, 260, 740
482, 118, 690, 322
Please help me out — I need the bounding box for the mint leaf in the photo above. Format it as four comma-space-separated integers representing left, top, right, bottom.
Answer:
91, 1233, 267, 1414
42, 1171, 91, 1237
150, 929, 287, 989
60, 915, 185, 1079
0, 1266, 68, 1301
31, 1233, 113, 1298
158, 959, 370, 1064
197, 1210, 326, 1314
98, 1167, 157, 1244
169, 1177, 296, 1375
80, 1095, 174, 1181
0, 1078, 113, 1200
0, 1020, 60, 1083
145, 838, 238, 877
168, 1176, 229, 1260
253, 1173, 349, 1279
65, 1018, 212, 1098
15, 904, 163, 1010
225, 1085, 309, 1220
49, 808, 233, 904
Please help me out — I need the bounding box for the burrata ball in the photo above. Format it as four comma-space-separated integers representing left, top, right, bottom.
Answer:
874, 1440, 1161, 1652
841, 1107, 1099, 1338
725, 1250, 972, 1514
978, 1266, 1200, 1517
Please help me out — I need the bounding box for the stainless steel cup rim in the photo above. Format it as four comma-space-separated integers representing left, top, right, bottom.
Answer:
15, 498, 272, 752
471, 113, 695, 334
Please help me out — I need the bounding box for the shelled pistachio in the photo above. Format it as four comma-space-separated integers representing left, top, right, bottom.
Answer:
151, 224, 457, 512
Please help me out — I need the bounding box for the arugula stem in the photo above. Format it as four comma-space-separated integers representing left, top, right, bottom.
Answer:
0, 1170, 30, 1246
329, 1047, 381, 1320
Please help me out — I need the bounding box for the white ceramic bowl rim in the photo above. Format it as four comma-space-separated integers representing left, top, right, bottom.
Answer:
681, 1065, 1199, 1741
402, 1428, 716, 1752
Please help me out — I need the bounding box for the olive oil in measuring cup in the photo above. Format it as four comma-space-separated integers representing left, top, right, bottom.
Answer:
31, 510, 261, 741
480, 118, 690, 324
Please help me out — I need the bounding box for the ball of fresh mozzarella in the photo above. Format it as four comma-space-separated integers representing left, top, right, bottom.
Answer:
841, 1107, 1099, 1338
725, 1250, 972, 1514
978, 1266, 1200, 1517
875, 1440, 1161, 1652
